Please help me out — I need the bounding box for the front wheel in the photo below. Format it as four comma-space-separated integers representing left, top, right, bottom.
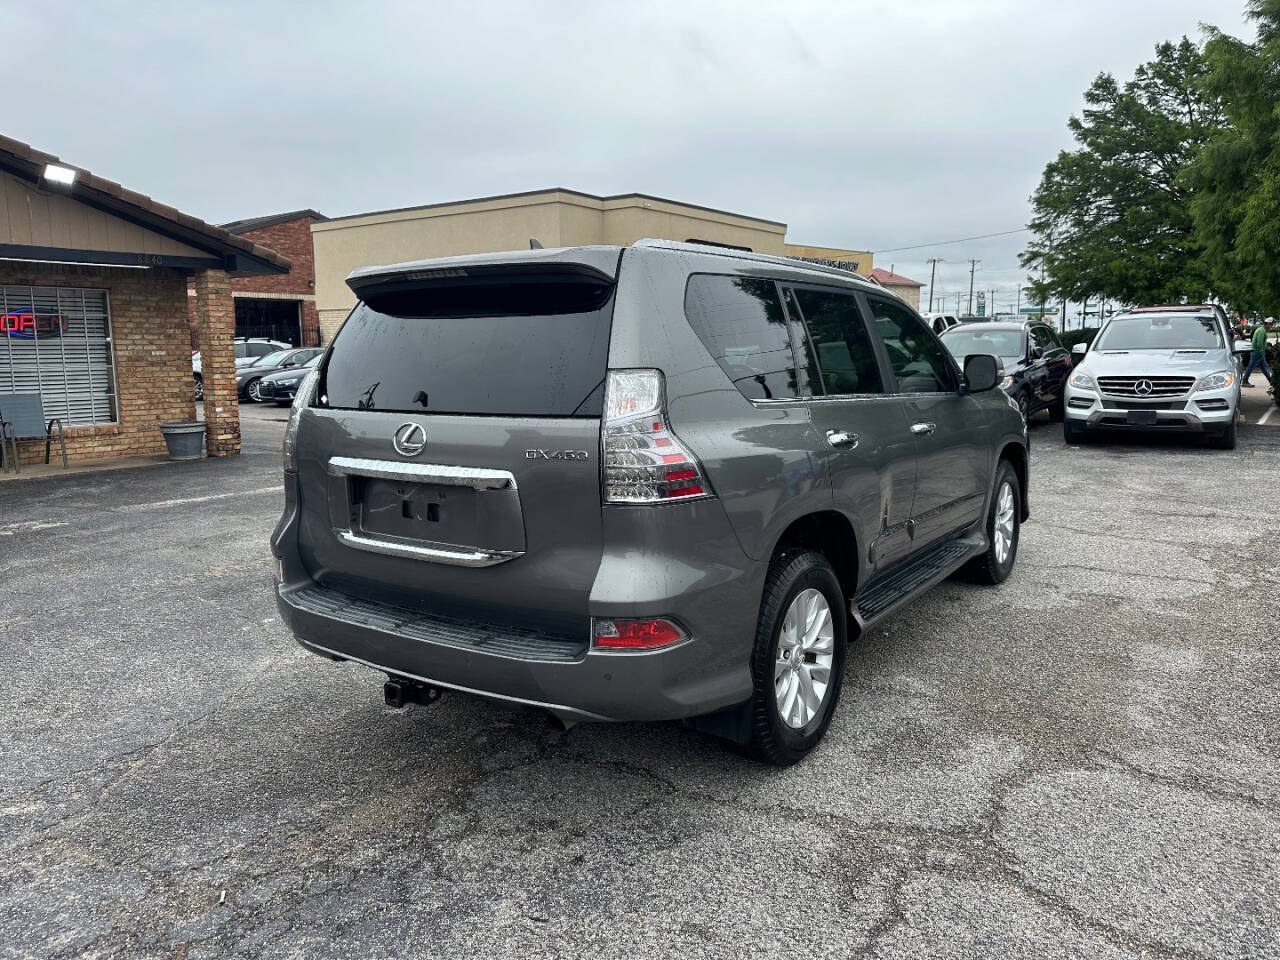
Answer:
245, 378, 263, 403
1016, 391, 1030, 421
193, 374, 203, 401
964, 461, 1021, 585
747, 550, 847, 766
1063, 417, 1088, 444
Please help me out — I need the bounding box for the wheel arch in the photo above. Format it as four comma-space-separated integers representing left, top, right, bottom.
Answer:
770, 511, 860, 608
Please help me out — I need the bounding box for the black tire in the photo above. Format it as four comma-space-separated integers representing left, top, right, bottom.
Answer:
964, 460, 1021, 586
747, 550, 847, 766
245, 378, 263, 403
1016, 391, 1030, 421
193, 374, 203, 401
1063, 417, 1088, 444
1048, 391, 1065, 422
1207, 415, 1237, 450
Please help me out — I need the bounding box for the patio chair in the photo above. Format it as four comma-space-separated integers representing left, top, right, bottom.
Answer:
0, 393, 67, 474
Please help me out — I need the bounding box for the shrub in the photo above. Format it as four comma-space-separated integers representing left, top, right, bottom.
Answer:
1058, 327, 1101, 354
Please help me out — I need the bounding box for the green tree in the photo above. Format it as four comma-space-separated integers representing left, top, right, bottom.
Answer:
1187, 1, 1280, 314
1021, 39, 1221, 307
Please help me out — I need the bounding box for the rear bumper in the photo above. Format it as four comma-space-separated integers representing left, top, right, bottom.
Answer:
275, 580, 750, 722
271, 474, 759, 723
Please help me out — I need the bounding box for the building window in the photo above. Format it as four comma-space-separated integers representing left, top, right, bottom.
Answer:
0, 286, 117, 425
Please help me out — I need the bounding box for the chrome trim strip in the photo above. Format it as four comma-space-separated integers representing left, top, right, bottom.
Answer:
334, 529, 523, 567
328, 456, 517, 490
290, 635, 610, 721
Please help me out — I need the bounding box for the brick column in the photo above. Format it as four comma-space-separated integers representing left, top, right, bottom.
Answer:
301, 300, 321, 346
192, 269, 241, 457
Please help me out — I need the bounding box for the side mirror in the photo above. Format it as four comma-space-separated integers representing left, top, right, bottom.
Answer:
1072, 342, 1088, 356
963, 354, 999, 393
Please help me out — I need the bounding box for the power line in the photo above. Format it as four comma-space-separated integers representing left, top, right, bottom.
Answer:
873, 227, 1030, 255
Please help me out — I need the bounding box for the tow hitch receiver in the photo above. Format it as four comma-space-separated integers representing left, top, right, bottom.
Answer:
383, 677, 443, 709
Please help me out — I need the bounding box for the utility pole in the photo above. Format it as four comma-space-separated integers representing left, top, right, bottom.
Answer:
1016, 285, 1021, 314
967, 259, 981, 316
926, 258, 941, 313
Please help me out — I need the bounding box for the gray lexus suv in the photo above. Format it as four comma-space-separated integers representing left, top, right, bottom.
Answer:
273, 239, 1029, 764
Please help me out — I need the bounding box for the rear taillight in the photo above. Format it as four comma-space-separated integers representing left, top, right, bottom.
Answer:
602, 369, 712, 503
592, 617, 687, 651
282, 369, 318, 473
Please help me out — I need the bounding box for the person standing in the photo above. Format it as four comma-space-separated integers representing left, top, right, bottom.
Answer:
1242, 321, 1273, 387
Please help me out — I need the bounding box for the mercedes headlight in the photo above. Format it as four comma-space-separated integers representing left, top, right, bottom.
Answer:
1068, 370, 1095, 391
1195, 370, 1235, 392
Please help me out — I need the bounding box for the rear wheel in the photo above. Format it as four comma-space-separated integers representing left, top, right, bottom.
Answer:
1048, 391, 1065, 422
193, 374, 203, 401
245, 378, 263, 403
964, 461, 1021, 585
747, 550, 847, 766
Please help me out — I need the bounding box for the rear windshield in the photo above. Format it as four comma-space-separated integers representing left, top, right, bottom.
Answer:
1094, 315, 1223, 351
321, 273, 615, 416
941, 327, 1023, 361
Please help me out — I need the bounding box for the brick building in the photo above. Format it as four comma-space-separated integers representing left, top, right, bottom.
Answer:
0, 134, 288, 466
221, 210, 327, 347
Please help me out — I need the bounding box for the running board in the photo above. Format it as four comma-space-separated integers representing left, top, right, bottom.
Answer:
852, 535, 985, 629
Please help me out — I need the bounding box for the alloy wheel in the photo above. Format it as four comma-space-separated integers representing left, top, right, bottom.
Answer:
247, 379, 262, 402
774, 588, 835, 729
993, 481, 1016, 565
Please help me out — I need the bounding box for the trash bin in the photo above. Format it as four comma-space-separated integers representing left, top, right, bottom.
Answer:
158, 421, 206, 461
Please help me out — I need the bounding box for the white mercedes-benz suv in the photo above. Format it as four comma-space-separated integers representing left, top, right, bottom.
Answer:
1063, 310, 1240, 449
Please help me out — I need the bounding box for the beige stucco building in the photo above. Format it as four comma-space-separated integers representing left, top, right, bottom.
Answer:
312, 189, 804, 340
782, 242, 874, 276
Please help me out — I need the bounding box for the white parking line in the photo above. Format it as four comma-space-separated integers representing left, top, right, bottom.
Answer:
114, 486, 281, 513
1260, 406, 1276, 426
0, 520, 69, 537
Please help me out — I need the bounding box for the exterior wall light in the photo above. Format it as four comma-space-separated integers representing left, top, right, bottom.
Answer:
42, 164, 77, 185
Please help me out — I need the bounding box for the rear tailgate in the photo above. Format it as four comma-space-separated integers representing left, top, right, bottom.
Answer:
293, 249, 620, 640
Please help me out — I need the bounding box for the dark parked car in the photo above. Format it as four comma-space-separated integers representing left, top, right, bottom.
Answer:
236, 347, 322, 402
273, 240, 1029, 764
941, 320, 1070, 420
258, 354, 321, 405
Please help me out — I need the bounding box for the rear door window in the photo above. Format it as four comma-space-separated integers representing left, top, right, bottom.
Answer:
785, 287, 885, 396
322, 271, 615, 416
865, 297, 958, 393
684, 275, 802, 400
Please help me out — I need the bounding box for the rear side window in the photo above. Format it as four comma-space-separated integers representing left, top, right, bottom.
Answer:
321, 272, 614, 416
787, 288, 884, 395
684, 275, 799, 400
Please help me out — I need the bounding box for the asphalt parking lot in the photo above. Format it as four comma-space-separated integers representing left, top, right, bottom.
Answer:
2, 411, 1278, 960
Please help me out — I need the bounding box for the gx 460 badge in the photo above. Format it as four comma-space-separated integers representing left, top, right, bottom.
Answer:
525, 449, 590, 460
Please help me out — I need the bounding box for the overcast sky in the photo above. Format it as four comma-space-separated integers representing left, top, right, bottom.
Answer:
4, 1, 1256, 312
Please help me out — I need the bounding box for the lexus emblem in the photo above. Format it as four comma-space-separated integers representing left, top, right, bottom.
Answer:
1134, 379, 1154, 396
392, 422, 427, 458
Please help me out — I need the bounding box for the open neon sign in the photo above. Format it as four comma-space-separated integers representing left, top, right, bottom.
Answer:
1, 310, 68, 339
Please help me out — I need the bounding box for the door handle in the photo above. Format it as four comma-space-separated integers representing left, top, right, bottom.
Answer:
825, 429, 859, 450
911, 421, 936, 436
